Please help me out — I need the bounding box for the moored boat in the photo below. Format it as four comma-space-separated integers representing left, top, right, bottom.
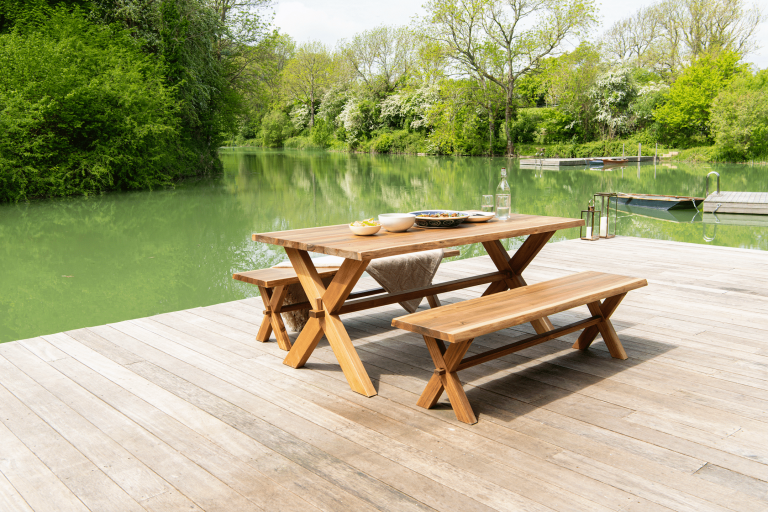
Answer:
617, 192, 703, 210
590, 158, 629, 167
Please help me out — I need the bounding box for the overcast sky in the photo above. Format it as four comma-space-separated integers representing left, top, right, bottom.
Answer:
274, 0, 768, 68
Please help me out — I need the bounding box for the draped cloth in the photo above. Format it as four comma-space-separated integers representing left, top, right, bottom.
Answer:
272, 249, 444, 331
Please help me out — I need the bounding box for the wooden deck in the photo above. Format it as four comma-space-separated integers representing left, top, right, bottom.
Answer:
703, 191, 768, 215
1, 236, 768, 512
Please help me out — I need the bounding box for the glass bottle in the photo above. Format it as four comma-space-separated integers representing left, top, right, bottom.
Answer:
495, 168, 511, 220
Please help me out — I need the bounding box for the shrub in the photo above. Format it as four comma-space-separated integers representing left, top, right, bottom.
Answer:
710, 70, 768, 160
259, 110, 291, 147
654, 50, 746, 147
310, 118, 334, 148
0, 8, 181, 202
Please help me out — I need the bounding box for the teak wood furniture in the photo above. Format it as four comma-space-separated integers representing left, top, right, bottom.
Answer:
252, 214, 584, 397
392, 271, 648, 424
233, 249, 461, 351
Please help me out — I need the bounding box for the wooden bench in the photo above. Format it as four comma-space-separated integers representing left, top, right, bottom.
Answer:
233, 249, 461, 351
391, 271, 647, 424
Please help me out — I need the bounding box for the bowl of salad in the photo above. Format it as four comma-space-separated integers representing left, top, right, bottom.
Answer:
349, 218, 381, 235
409, 210, 470, 228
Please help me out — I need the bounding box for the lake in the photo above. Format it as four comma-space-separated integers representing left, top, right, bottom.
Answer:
1, 148, 766, 343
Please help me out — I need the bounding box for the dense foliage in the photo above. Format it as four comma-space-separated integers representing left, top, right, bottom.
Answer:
0, 8, 179, 201
0, 0, 266, 201
1, 0, 766, 203
230, 0, 766, 162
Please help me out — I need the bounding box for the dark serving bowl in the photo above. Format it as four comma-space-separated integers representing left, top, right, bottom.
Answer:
409, 210, 470, 228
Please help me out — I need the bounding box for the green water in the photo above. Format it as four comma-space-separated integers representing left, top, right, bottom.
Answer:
2, 148, 767, 342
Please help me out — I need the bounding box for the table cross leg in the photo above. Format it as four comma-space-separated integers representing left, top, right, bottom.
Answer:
282, 248, 376, 396
417, 336, 476, 424
256, 285, 292, 350
482, 233, 555, 333
573, 293, 628, 359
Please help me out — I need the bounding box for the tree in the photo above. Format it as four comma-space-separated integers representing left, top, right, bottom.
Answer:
710, 69, 768, 159
542, 43, 602, 141
422, 0, 597, 156
604, 0, 765, 72
589, 67, 637, 139
281, 41, 336, 127
341, 25, 415, 95
0, 8, 180, 201
654, 49, 746, 145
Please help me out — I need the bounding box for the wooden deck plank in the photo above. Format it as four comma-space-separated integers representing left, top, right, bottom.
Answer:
0, 343, 200, 512
2, 236, 768, 511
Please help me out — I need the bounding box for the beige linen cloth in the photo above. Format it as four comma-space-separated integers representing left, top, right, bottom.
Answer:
272, 250, 444, 331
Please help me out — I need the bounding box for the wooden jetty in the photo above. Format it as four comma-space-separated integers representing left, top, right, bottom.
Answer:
703, 191, 768, 215
520, 156, 656, 168
1, 237, 768, 512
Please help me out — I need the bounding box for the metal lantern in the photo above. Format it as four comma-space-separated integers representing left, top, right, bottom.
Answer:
593, 192, 618, 239
580, 201, 600, 241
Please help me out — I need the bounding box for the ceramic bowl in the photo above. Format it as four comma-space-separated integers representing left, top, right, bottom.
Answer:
349, 223, 381, 236
409, 210, 470, 228
378, 213, 416, 232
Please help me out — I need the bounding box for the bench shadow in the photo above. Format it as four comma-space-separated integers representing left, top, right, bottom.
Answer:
315, 300, 676, 423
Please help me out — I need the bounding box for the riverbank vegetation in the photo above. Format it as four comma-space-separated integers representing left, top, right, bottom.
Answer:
1, 0, 766, 201
233, 0, 766, 163
0, 0, 271, 201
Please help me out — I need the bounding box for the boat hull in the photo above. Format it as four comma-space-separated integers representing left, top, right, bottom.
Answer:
617, 194, 703, 210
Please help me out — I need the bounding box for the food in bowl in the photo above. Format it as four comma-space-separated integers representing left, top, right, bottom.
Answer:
420, 212, 464, 218
349, 218, 381, 235
350, 218, 380, 227
409, 210, 470, 228
378, 213, 416, 232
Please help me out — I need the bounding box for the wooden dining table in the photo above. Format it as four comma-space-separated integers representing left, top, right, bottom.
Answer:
253, 213, 584, 397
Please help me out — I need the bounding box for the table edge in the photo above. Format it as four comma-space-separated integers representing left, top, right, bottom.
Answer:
252, 218, 584, 260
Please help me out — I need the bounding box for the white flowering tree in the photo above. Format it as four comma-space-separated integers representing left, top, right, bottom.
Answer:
589, 67, 638, 139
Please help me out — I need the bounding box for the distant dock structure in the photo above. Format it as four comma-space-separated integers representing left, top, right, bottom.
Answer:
701, 171, 768, 215
519, 156, 657, 170
703, 192, 768, 215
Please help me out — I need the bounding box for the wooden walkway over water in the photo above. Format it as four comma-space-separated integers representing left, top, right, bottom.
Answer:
703, 191, 768, 215
2, 237, 768, 512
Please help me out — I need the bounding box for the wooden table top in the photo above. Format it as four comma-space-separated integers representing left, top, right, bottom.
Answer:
253, 214, 584, 260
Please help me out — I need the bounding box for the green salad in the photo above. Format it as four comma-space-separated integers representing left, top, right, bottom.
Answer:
351, 218, 380, 227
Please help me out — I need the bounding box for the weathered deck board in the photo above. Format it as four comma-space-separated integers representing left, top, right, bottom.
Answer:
1, 236, 767, 511
703, 191, 768, 214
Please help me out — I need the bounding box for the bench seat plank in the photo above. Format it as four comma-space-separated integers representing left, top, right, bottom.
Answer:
392, 271, 647, 343
233, 267, 339, 288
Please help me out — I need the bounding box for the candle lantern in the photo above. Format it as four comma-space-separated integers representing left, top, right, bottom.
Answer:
593, 192, 617, 238
580, 201, 600, 241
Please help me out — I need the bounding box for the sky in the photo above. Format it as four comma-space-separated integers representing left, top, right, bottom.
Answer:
273, 0, 768, 68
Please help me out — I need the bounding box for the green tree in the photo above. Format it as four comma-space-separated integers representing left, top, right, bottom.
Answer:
542, 43, 602, 141
654, 49, 746, 145
710, 69, 768, 159
282, 41, 336, 127
341, 25, 415, 95
422, 0, 597, 156
0, 8, 180, 201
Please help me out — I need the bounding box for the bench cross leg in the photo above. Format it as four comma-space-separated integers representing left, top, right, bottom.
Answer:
572, 293, 628, 359
257, 285, 292, 350
417, 336, 477, 424
482, 233, 556, 333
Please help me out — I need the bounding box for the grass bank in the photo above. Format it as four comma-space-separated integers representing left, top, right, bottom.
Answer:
231, 136, 767, 164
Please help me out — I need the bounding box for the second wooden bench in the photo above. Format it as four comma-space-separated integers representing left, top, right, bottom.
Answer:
234, 249, 461, 351
391, 271, 647, 424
